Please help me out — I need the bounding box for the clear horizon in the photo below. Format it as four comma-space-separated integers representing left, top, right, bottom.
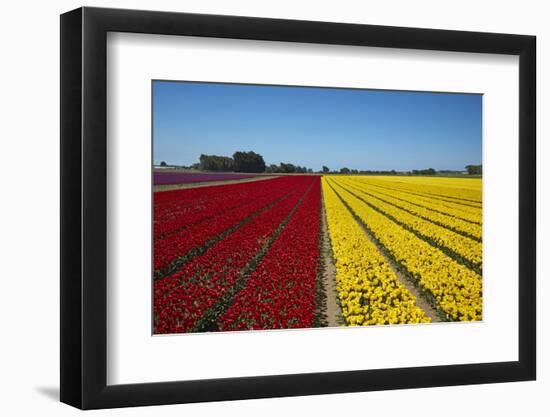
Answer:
153, 81, 482, 172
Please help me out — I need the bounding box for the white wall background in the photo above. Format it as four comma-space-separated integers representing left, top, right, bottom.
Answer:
0, 0, 546, 415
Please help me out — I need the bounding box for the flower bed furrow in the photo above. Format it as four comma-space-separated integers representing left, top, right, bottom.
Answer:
153, 177, 314, 334
218, 177, 321, 331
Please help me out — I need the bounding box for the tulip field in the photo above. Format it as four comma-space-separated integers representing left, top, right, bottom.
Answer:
153, 174, 482, 334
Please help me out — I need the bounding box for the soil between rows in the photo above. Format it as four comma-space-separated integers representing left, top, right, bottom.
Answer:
360, 226, 442, 323
319, 187, 343, 327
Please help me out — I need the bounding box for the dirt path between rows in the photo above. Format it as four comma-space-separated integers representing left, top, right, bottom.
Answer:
320, 188, 343, 327
154, 175, 280, 192
356, 218, 442, 323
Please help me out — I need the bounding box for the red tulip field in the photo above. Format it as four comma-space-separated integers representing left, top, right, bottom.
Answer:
153, 176, 322, 334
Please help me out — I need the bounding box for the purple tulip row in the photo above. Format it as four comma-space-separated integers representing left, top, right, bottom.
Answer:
154, 171, 264, 185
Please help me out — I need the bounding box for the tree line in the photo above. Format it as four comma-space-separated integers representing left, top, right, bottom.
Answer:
321, 166, 481, 176
197, 151, 314, 174
160, 152, 482, 176
197, 151, 266, 173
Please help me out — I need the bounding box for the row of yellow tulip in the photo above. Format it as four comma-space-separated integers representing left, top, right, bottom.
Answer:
350, 177, 482, 226
366, 176, 482, 191
322, 179, 430, 325
334, 178, 482, 269
327, 178, 482, 321
356, 177, 482, 207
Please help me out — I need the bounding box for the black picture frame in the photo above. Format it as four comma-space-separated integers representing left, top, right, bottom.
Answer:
60, 6, 536, 410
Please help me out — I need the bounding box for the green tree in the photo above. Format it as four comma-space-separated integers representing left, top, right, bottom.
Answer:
411, 168, 436, 175
279, 162, 296, 173
199, 154, 234, 171
160, 161, 167, 167
322, 165, 330, 173
465, 165, 482, 175
233, 151, 266, 173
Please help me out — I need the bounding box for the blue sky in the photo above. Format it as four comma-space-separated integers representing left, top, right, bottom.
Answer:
153, 81, 482, 171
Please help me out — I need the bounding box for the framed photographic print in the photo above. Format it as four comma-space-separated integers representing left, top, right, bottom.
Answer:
60, 6, 536, 409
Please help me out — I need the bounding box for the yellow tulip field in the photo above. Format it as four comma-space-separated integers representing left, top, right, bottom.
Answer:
322, 175, 482, 324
